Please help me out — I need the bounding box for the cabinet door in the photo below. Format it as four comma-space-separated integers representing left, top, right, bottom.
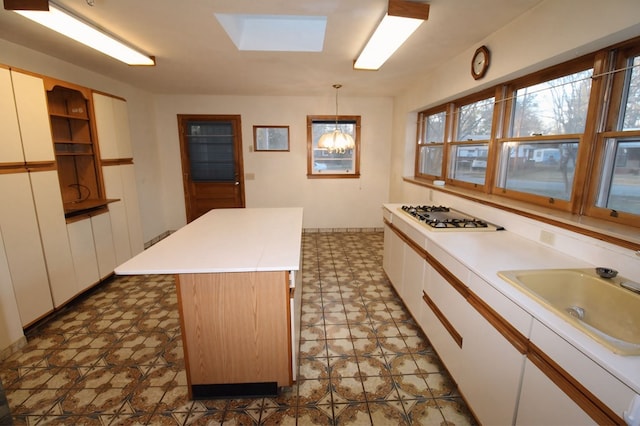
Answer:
458, 301, 524, 425
93, 93, 133, 160
113, 97, 133, 158
120, 164, 144, 255
67, 218, 100, 291
92, 93, 118, 160
29, 170, 78, 307
10, 71, 54, 163
0, 231, 25, 349
102, 164, 144, 261
516, 359, 594, 425
383, 224, 404, 294
420, 266, 465, 380
0, 173, 53, 326
102, 166, 132, 265
0, 67, 24, 164
91, 212, 117, 280
401, 243, 424, 318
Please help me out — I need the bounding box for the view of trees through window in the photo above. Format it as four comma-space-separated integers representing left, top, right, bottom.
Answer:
414, 39, 640, 226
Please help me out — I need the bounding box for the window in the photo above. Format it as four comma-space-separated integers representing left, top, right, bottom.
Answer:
411, 36, 640, 233
448, 94, 495, 186
495, 63, 594, 209
587, 46, 640, 225
307, 115, 360, 178
416, 107, 447, 178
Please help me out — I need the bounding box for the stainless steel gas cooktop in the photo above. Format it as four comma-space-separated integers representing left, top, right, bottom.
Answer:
399, 205, 504, 231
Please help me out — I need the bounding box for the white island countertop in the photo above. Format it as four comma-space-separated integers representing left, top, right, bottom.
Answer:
115, 207, 303, 275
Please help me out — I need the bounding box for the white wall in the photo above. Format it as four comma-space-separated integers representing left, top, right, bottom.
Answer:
153, 94, 392, 231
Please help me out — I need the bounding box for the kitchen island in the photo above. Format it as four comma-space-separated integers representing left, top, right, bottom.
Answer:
115, 207, 303, 399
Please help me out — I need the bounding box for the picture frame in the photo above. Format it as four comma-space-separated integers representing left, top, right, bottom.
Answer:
253, 125, 290, 151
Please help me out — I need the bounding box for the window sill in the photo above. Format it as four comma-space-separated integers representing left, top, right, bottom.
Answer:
403, 176, 640, 251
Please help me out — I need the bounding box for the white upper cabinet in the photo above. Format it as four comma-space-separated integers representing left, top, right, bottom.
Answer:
0, 67, 24, 164
93, 92, 133, 160
10, 70, 54, 163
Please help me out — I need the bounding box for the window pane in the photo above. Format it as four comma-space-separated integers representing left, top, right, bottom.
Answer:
621, 56, 640, 131
418, 145, 443, 176
311, 120, 356, 174
511, 70, 593, 137
596, 139, 640, 214
448, 144, 488, 184
456, 97, 494, 141
423, 111, 446, 143
187, 121, 235, 182
499, 140, 579, 200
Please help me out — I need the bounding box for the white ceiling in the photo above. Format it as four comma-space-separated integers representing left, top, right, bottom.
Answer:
0, 0, 543, 96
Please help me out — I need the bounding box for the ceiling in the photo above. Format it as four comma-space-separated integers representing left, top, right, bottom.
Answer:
0, 0, 543, 96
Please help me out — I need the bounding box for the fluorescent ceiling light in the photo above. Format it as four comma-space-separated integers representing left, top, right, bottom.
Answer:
14, 3, 155, 66
215, 14, 327, 52
354, 0, 429, 70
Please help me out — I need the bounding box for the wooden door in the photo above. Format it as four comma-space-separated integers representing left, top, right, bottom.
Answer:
178, 115, 245, 222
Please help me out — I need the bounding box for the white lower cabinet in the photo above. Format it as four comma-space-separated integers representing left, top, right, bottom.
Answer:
400, 243, 424, 318
29, 170, 78, 307
91, 212, 117, 280
68, 218, 100, 291
67, 212, 117, 291
516, 358, 594, 425
383, 224, 404, 295
0, 173, 53, 326
458, 301, 525, 425
102, 164, 144, 264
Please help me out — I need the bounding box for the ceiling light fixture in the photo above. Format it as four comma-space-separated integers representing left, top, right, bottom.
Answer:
354, 0, 429, 70
317, 84, 355, 153
9, 1, 155, 66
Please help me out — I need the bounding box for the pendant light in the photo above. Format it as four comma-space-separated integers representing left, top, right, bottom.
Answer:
317, 84, 355, 153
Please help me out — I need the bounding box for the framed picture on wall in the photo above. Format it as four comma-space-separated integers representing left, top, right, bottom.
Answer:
253, 125, 290, 151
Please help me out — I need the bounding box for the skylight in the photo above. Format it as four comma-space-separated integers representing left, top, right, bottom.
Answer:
214, 14, 327, 52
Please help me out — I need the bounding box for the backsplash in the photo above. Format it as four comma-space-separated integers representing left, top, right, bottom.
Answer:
430, 192, 640, 281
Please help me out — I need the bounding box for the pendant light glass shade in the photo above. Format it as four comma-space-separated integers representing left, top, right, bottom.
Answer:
318, 84, 355, 153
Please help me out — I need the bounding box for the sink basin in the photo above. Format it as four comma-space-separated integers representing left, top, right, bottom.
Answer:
498, 268, 640, 355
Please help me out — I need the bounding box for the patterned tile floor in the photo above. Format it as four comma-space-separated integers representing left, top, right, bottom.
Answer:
0, 232, 475, 425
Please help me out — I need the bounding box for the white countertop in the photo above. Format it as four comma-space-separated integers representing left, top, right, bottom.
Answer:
383, 203, 640, 394
115, 207, 303, 275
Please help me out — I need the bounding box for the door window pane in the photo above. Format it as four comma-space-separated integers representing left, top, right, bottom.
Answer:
596, 139, 640, 214
448, 144, 488, 185
511, 70, 593, 137
621, 56, 640, 131
188, 121, 235, 181
499, 140, 579, 200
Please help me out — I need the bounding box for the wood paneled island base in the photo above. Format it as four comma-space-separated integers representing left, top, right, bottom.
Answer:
176, 271, 292, 399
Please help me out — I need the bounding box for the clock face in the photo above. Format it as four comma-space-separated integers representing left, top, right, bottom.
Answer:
472, 46, 490, 80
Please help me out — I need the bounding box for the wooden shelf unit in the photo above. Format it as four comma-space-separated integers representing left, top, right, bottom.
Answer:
45, 81, 107, 217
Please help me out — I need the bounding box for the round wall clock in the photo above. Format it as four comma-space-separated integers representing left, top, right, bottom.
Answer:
471, 45, 490, 80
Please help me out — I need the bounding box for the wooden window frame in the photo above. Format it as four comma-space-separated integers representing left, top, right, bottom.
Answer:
306, 115, 361, 179
411, 36, 640, 232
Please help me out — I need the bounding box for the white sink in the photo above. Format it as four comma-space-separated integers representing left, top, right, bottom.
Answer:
498, 268, 640, 355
